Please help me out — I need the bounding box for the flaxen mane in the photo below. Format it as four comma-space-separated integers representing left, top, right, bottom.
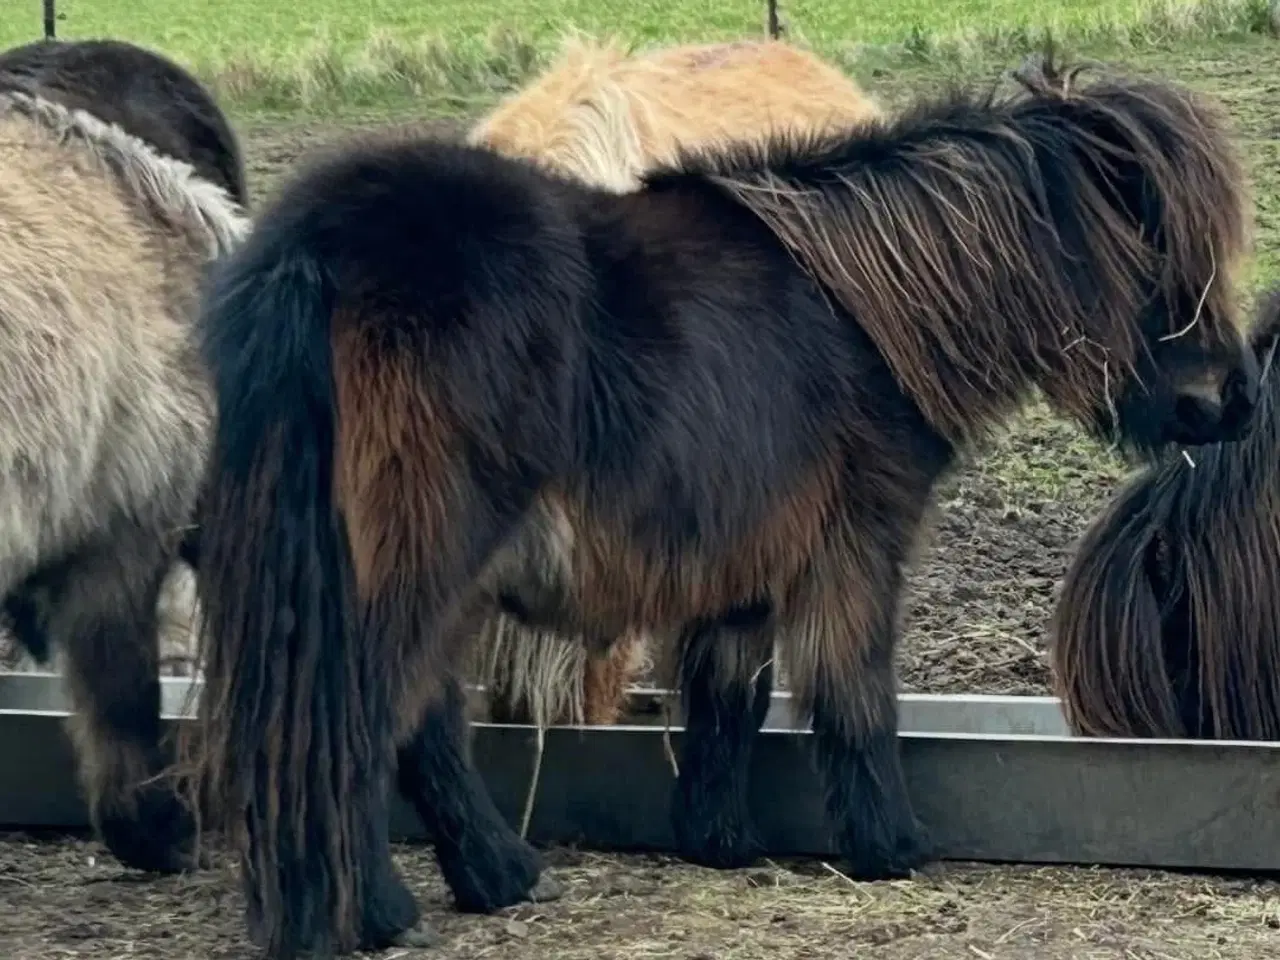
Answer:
192, 52, 1257, 959
468, 35, 883, 729
1051, 288, 1280, 740
0, 64, 247, 876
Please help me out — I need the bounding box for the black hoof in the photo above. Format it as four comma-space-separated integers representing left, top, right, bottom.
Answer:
97, 784, 198, 875
671, 791, 760, 870
439, 834, 545, 914
389, 924, 442, 949
360, 869, 425, 951
840, 823, 932, 881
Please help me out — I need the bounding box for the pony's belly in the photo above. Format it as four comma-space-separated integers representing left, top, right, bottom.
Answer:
484, 492, 812, 643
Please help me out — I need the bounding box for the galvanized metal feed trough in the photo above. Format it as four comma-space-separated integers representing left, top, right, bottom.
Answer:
2, 670, 1279, 871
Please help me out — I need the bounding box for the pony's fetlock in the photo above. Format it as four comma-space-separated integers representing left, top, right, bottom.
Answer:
358, 863, 425, 950
96, 779, 198, 874
436, 830, 549, 913
671, 784, 761, 870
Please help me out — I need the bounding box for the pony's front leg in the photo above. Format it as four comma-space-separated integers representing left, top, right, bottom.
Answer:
396, 672, 563, 912
670, 608, 775, 869
12, 532, 199, 875
781, 543, 931, 881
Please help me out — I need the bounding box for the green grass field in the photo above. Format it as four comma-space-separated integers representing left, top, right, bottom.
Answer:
6, 0, 1275, 114
8, 0, 1263, 62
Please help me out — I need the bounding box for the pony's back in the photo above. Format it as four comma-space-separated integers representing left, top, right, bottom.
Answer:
0, 38, 247, 205
469, 35, 881, 191
0, 99, 230, 576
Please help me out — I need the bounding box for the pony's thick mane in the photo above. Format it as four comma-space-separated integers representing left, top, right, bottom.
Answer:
650, 56, 1248, 448
0, 90, 250, 257
1051, 290, 1280, 740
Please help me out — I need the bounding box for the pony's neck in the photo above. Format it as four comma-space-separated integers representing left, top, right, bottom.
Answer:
0, 90, 249, 259
863, 310, 1051, 450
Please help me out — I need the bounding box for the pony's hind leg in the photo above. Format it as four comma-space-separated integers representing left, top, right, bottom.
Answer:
396, 670, 563, 913
781, 536, 929, 880
21, 533, 197, 874
670, 602, 775, 869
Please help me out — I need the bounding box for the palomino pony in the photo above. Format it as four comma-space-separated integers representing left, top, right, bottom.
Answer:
192, 56, 1258, 958
1051, 289, 1280, 741
0, 37, 248, 873
467, 35, 884, 728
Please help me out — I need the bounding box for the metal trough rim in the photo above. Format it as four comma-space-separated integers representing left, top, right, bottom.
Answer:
0, 669, 1073, 735
4, 670, 1280, 872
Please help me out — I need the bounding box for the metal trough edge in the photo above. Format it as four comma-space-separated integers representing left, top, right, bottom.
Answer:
0, 671, 1071, 736
3, 672, 1278, 871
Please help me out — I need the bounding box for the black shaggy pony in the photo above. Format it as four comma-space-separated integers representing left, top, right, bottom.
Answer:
0, 37, 247, 207
1051, 288, 1280, 741
191, 56, 1260, 958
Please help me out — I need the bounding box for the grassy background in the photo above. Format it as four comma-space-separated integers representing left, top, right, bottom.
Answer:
6, 0, 1278, 114
8, 0, 1265, 60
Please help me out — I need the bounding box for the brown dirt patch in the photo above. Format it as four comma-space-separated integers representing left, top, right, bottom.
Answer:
3, 834, 1279, 960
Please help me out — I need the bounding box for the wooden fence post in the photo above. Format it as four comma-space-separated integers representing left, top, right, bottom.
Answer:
43, 0, 57, 39
766, 0, 781, 39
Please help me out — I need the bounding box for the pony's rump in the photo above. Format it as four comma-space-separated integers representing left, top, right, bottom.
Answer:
1051, 288, 1280, 740
468, 34, 881, 192
193, 137, 591, 956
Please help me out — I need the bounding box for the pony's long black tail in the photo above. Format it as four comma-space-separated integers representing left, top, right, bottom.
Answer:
190, 222, 386, 958
1048, 482, 1184, 738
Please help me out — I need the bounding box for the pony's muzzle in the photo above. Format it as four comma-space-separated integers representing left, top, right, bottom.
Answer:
1169, 352, 1260, 446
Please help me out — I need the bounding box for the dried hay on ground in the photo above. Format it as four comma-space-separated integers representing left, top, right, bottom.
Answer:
1, 834, 1277, 959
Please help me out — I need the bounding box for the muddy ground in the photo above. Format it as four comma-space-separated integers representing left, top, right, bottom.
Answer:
3, 835, 1280, 960
5, 38, 1280, 960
